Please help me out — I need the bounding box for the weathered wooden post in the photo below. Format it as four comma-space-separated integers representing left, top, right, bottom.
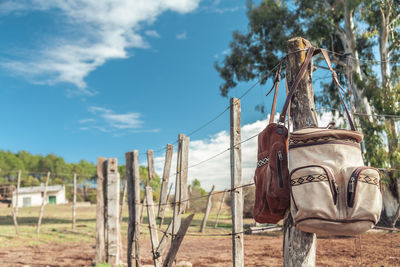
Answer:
180, 136, 189, 213
162, 214, 194, 267
172, 134, 189, 235
147, 150, 155, 180
200, 185, 215, 233
36, 171, 50, 234
96, 157, 107, 264
214, 190, 227, 228
72, 173, 77, 231
158, 144, 174, 224
120, 179, 127, 223
12, 169, 21, 234
283, 37, 317, 267
230, 97, 244, 267
126, 150, 141, 267
146, 186, 162, 267
107, 158, 120, 266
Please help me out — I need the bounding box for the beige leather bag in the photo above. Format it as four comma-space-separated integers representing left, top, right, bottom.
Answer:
285, 49, 382, 235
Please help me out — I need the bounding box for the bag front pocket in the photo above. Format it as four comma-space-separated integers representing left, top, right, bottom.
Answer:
290, 165, 338, 223
346, 167, 382, 222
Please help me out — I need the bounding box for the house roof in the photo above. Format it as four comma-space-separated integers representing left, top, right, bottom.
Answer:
18, 184, 64, 194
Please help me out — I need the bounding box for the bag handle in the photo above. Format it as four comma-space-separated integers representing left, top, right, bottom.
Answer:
316, 49, 356, 131
266, 62, 283, 124
278, 47, 315, 125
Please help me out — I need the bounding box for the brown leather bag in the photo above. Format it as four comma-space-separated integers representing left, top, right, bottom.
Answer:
253, 48, 315, 223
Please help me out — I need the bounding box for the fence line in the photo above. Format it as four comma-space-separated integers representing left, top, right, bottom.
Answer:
142, 182, 255, 208
143, 224, 281, 238
316, 107, 400, 119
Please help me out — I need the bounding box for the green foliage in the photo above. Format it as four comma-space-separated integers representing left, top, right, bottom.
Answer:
191, 179, 206, 196
139, 165, 161, 202
86, 189, 97, 204
187, 179, 208, 213
217, 0, 400, 193
0, 150, 97, 185
20, 176, 40, 187
50, 177, 66, 186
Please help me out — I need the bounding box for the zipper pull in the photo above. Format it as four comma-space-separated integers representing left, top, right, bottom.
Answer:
334, 180, 339, 195
349, 177, 355, 193
278, 150, 283, 160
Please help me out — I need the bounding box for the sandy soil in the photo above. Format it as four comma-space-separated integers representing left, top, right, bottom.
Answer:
0, 232, 399, 266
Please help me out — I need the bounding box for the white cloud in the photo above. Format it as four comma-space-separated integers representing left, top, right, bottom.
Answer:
201, 0, 243, 14
214, 48, 231, 58
153, 111, 342, 191
145, 30, 161, 38
0, 0, 200, 91
213, 6, 241, 14
88, 106, 143, 129
79, 118, 96, 124
176, 31, 187, 40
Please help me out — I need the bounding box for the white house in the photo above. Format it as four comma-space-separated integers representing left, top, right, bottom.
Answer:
12, 184, 67, 207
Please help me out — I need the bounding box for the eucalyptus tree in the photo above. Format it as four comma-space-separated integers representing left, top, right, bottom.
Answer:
216, 0, 400, 225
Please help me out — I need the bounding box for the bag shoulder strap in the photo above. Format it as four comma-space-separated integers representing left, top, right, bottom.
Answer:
317, 49, 356, 131
266, 62, 283, 124
278, 47, 315, 124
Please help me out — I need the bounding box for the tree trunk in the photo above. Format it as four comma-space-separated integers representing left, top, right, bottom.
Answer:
283, 37, 317, 267
335, 3, 372, 116
378, 2, 399, 227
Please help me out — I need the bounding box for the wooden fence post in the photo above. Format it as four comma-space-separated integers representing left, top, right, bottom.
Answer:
146, 187, 162, 267
158, 144, 174, 221
162, 214, 194, 267
172, 135, 184, 235
126, 150, 141, 267
214, 190, 227, 228
120, 179, 127, 223
106, 158, 120, 266
230, 97, 244, 267
36, 171, 50, 234
155, 221, 173, 259
12, 169, 21, 234
283, 37, 317, 267
180, 136, 189, 213
147, 150, 155, 181
96, 157, 107, 264
72, 173, 77, 231
200, 185, 215, 233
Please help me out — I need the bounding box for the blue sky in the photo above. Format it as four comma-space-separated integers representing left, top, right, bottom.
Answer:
0, 0, 274, 163
0, 0, 338, 189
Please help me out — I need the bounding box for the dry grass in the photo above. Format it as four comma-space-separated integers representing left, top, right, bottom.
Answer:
0, 202, 257, 249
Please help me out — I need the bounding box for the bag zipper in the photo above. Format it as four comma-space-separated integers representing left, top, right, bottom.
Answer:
277, 150, 283, 188
347, 166, 381, 208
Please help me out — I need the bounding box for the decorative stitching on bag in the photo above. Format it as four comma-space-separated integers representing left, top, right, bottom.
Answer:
257, 157, 269, 168
289, 136, 359, 146
291, 174, 328, 186
359, 174, 379, 187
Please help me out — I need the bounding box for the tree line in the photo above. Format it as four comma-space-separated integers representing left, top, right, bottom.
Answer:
0, 150, 207, 204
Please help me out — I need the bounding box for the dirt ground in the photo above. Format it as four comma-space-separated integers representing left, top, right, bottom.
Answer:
0, 232, 399, 267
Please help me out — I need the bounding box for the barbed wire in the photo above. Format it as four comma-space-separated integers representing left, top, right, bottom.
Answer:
142, 223, 281, 238
142, 182, 255, 208
149, 55, 288, 156
326, 49, 400, 64
316, 107, 400, 119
